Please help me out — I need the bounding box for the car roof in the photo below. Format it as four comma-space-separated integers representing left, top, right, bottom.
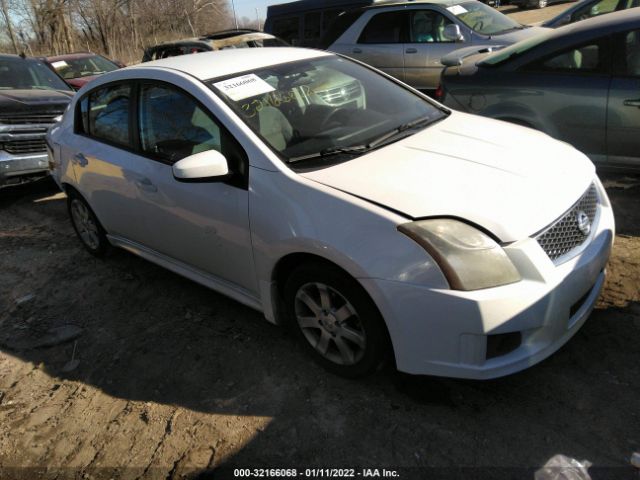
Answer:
550, 7, 640, 38
267, 0, 458, 16
148, 31, 278, 50
134, 47, 332, 81
45, 52, 100, 62
0, 53, 38, 62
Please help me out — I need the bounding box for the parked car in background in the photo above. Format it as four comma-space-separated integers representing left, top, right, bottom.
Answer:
48, 47, 614, 379
542, 0, 639, 27
266, 0, 500, 47
0, 54, 73, 188
265, 0, 374, 46
439, 11, 640, 170
141, 30, 288, 62
41, 52, 124, 90
315, 0, 549, 93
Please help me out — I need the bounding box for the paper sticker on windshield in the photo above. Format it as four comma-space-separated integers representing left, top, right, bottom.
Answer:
446, 5, 468, 14
213, 74, 275, 101
51, 61, 68, 69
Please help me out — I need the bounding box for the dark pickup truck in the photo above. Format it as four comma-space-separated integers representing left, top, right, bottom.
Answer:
0, 54, 73, 187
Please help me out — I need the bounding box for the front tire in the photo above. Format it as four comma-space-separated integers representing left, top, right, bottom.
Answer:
283, 263, 389, 378
67, 191, 109, 257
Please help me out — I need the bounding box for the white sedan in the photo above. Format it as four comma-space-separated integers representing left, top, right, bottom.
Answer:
47, 47, 614, 379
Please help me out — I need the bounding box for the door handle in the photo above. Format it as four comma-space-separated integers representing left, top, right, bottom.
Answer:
352, 48, 362, 54
73, 152, 88, 167
134, 177, 158, 193
405, 48, 418, 54
623, 99, 640, 108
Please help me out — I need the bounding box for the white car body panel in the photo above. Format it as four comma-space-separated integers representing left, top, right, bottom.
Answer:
301, 111, 595, 242
47, 48, 615, 379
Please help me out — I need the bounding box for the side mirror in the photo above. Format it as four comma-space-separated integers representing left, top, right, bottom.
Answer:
172, 150, 229, 182
443, 24, 464, 43
114, 60, 127, 68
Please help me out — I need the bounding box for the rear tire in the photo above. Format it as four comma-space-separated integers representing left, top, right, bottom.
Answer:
283, 263, 389, 378
67, 190, 109, 257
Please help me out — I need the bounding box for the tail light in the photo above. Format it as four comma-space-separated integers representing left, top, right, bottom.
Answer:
434, 84, 444, 102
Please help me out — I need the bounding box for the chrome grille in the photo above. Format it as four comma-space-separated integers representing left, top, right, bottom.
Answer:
3, 138, 47, 154
316, 81, 362, 106
535, 184, 598, 262
0, 112, 62, 125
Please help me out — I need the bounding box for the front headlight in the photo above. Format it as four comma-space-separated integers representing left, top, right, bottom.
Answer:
398, 219, 521, 291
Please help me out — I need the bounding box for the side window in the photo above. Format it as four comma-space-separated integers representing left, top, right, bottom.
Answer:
85, 84, 131, 146
138, 83, 246, 182
358, 12, 405, 44
409, 10, 454, 43
304, 12, 322, 43
527, 43, 604, 74
272, 16, 300, 45
622, 30, 640, 77
570, 0, 618, 22
322, 9, 341, 33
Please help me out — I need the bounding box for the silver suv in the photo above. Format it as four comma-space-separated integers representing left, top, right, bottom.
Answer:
322, 0, 549, 93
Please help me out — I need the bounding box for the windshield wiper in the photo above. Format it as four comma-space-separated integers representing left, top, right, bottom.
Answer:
287, 115, 442, 164
287, 144, 369, 163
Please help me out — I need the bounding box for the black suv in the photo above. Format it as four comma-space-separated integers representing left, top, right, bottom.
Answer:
0, 54, 73, 187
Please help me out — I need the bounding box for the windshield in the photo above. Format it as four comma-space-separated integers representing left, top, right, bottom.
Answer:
208, 56, 446, 164
447, 2, 522, 36
480, 30, 555, 66
0, 57, 72, 91
50, 55, 119, 79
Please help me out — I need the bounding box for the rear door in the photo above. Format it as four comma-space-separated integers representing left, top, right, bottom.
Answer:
404, 8, 458, 91
69, 81, 151, 244
344, 10, 406, 82
607, 29, 640, 168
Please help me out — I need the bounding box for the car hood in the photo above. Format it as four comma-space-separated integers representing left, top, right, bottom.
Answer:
67, 76, 98, 89
300, 112, 595, 242
0, 89, 73, 114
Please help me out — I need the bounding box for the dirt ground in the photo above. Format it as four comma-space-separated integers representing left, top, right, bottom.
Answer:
0, 170, 638, 480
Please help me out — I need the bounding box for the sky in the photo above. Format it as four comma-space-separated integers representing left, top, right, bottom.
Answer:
233, 0, 283, 24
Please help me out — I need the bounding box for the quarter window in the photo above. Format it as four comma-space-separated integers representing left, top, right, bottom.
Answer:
409, 11, 454, 43
358, 12, 405, 44
86, 84, 131, 146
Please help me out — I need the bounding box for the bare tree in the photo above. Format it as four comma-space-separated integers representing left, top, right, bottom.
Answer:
0, 0, 232, 63
0, 0, 19, 53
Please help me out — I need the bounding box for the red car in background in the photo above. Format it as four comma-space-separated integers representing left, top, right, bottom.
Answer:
41, 52, 125, 90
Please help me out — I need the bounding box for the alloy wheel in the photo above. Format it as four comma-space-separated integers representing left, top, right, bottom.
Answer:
294, 282, 367, 366
70, 198, 100, 250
